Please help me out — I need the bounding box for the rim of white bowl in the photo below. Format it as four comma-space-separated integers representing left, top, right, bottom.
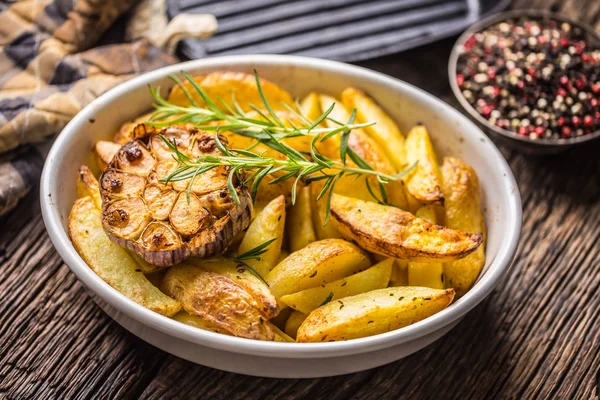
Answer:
41, 55, 522, 359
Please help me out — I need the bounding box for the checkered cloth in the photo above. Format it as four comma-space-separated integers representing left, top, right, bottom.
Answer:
0, 0, 183, 216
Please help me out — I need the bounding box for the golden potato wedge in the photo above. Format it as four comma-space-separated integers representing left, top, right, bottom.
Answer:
69, 197, 181, 317
341, 87, 407, 170
407, 206, 444, 289
128, 250, 164, 274
330, 194, 482, 261
287, 186, 317, 252
318, 95, 408, 210
285, 310, 307, 339
172, 311, 232, 335
272, 325, 295, 342
299, 92, 322, 122
76, 165, 102, 209
94, 141, 121, 171
310, 182, 343, 240
162, 264, 275, 340
317, 94, 344, 158
280, 258, 393, 314
266, 239, 371, 301
390, 259, 409, 286
442, 157, 486, 297
167, 71, 294, 113
187, 257, 278, 319
347, 128, 408, 210
404, 125, 444, 205
238, 195, 286, 278
297, 286, 455, 342
270, 307, 293, 330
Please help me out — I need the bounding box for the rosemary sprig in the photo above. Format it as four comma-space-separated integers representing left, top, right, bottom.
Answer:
319, 292, 334, 307
147, 70, 375, 140
153, 69, 418, 223
234, 238, 276, 286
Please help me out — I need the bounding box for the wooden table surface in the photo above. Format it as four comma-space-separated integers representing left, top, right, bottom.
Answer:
1, 1, 599, 399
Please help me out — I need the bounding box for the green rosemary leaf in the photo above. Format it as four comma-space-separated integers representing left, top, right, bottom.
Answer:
393, 161, 419, 179
316, 176, 335, 201
323, 173, 343, 225
268, 169, 298, 185
319, 126, 346, 142
181, 71, 224, 117
236, 260, 270, 286
169, 75, 201, 108
308, 102, 335, 132
214, 130, 233, 156
227, 167, 241, 205
216, 96, 239, 116
248, 104, 276, 126
232, 92, 246, 117
294, 98, 313, 125
340, 109, 356, 165
253, 69, 284, 127
236, 238, 277, 260
319, 292, 334, 307
250, 166, 272, 202
347, 148, 373, 171
281, 102, 310, 127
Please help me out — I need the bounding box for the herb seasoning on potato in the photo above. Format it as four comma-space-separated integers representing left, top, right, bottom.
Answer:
68, 70, 485, 343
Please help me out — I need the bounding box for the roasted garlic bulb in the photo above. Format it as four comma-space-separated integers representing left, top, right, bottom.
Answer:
100, 126, 252, 267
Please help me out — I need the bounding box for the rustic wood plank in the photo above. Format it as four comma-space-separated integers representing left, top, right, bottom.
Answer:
1, 1, 599, 399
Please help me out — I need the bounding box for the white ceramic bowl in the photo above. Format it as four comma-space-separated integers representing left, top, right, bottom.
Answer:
40, 55, 521, 378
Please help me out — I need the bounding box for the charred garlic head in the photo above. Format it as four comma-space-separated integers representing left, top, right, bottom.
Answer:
100, 126, 252, 267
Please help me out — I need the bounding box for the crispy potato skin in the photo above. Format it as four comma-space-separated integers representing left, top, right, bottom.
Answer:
238, 195, 286, 278
266, 239, 371, 301
280, 258, 393, 314
69, 197, 181, 316
287, 187, 317, 252
162, 264, 275, 340
341, 87, 407, 170
404, 125, 444, 205
407, 206, 444, 289
297, 287, 455, 342
442, 157, 486, 297
168, 71, 294, 113
330, 194, 482, 261
188, 257, 279, 319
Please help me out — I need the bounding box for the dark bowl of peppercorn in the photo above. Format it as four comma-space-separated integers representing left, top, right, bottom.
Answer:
449, 10, 600, 154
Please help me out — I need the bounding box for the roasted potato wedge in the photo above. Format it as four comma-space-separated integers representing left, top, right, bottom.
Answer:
272, 325, 295, 342
285, 310, 307, 339
162, 263, 275, 340
297, 287, 455, 342
319, 94, 408, 210
407, 206, 444, 289
168, 71, 294, 113
404, 125, 444, 205
266, 239, 371, 301
187, 257, 278, 319
287, 186, 317, 252
341, 87, 407, 170
330, 194, 482, 261
299, 92, 322, 122
238, 195, 286, 278
94, 140, 121, 171
442, 157, 486, 297
310, 182, 343, 240
172, 311, 232, 335
280, 258, 393, 314
76, 165, 102, 209
69, 196, 181, 316
390, 259, 409, 286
